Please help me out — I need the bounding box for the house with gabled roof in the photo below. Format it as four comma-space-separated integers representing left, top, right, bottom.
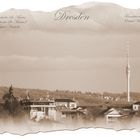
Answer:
104, 108, 132, 123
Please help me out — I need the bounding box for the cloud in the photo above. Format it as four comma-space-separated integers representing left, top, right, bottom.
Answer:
0, 55, 138, 72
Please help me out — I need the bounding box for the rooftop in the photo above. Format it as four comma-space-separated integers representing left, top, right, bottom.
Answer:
133, 101, 140, 105
55, 99, 75, 102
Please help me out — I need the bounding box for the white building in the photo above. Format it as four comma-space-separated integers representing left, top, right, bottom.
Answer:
29, 100, 58, 121
28, 98, 78, 122
133, 102, 140, 111
104, 108, 123, 123
104, 108, 131, 123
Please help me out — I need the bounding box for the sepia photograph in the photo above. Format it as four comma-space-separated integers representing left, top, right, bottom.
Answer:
0, 0, 140, 135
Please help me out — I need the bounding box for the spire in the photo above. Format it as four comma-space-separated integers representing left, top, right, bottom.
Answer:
126, 42, 130, 102
26, 90, 30, 100
9, 84, 13, 95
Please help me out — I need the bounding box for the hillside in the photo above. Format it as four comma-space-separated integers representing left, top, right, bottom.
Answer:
0, 86, 140, 107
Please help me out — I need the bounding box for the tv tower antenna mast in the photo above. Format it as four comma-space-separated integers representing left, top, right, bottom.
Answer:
126, 42, 131, 102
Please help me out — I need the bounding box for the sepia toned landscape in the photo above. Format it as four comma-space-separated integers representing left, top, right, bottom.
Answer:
0, 1, 140, 135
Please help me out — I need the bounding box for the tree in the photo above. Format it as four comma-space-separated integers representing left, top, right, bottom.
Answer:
3, 85, 19, 116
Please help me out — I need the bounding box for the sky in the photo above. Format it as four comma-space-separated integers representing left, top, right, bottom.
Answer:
0, 0, 140, 12
0, 1, 140, 93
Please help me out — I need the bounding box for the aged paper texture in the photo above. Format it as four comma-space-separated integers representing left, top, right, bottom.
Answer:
0, 2, 140, 135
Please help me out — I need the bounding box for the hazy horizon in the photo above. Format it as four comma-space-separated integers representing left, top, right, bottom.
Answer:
0, 3, 140, 93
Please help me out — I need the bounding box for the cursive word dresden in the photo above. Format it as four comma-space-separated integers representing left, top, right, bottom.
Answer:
54, 10, 90, 21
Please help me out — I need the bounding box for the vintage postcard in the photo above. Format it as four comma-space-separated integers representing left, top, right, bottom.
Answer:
0, 1, 140, 135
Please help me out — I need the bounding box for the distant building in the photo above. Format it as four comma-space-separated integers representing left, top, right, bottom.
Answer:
133, 102, 140, 111
55, 99, 77, 109
104, 108, 132, 123
29, 100, 57, 121
22, 98, 79, 122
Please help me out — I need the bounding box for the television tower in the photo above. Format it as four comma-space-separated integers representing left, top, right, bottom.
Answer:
126, 43, 130, 102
